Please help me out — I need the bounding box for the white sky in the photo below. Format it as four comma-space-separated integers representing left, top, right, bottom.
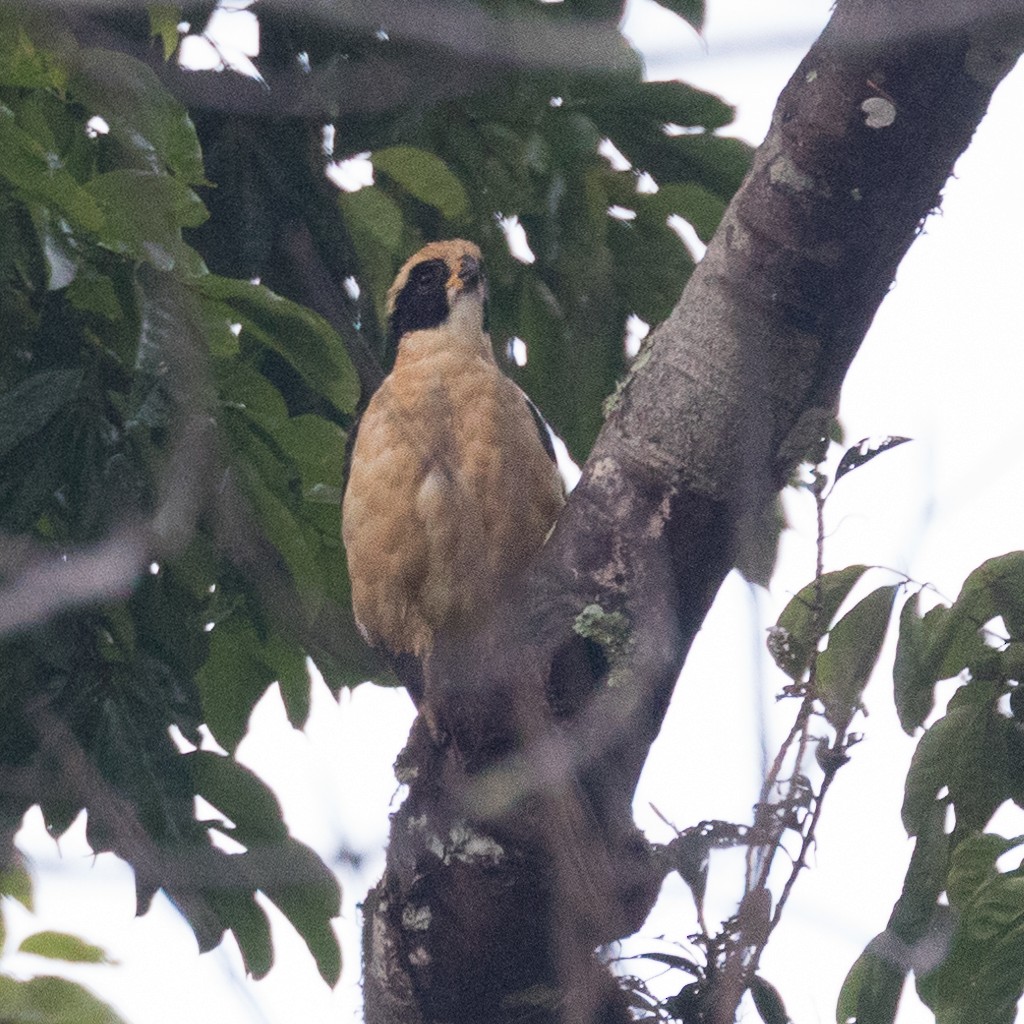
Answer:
6, 2, 1024, 1022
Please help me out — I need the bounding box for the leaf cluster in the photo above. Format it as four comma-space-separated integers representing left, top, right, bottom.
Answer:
627, 435, 1024, 1024
842, 552, 1024, 1024
0, 11, 354, 983
0, 0, 747, 991
182, 0, 744, 459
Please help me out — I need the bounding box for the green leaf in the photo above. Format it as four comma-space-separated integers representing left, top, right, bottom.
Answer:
83, 169, 207, 273
544, 109, 598, 168
945, 684, 1010, 837
35, 210, 78, 290
653, 181, 727, 244
1007, 725, 1024, 814
18, 930, 112, 964
196, 617, 276, 752
194, 611, 318, 750
893, 593, 938, 734
337, 186, 405, 330
230, 434, 326, 606
199, 276, 359, 415
836, 941, 905, 1024
946, 833, 1024, 911
337, 186, 404, 253
148, 4, 182, 62
373, 145, 469, 220
0, 104, 104, 233
816, 585, 898, 728
215, 364, 342, 612
0, 975, 129, 1024
216, 355, 290, 428
893, 556, 1024, 726
277, 414, 346, 504
953, 552, 1024, 640
37, 792, 83, 843
0, 17, 69, 89
917, 852, 1024, 1024
901, 682, 1008, 838
207, 888, 273, 979
588, 80, 732, 132
0, 856, 33, 910
607, 185, 695, 324
13, 87, 78, 168
659, 133, 753, 200
0, 368, 82, 460
902, 709, 965, 838
259, 631, 312, 730
770, 565, 869, 680
749, 976, 789, 1024
263, 839, 342, 986
72, 48, 205, 184
649, 0, 705, 31
889, 801, 949, 943
506, 174, 627, 461
188, 750, 288, 845
893, 597, 990, 715
964, 874, 1024, 944
66, 269, 123, 321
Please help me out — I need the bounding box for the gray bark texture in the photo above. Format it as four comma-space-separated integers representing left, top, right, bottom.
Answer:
363, 4, 1024, 1023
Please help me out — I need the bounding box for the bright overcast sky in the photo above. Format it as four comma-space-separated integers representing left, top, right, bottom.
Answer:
7, 2, 1024, 1023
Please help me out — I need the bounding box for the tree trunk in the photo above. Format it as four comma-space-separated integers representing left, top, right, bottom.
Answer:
363, 4, 1024, 1022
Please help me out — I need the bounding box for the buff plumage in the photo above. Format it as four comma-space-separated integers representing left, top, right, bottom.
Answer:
341, 240, 565, 667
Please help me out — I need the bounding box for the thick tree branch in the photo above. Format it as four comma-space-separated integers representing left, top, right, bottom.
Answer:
366, 5, 1023, 1022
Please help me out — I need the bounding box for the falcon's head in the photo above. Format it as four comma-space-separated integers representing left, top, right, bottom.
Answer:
386, 240, 485, 347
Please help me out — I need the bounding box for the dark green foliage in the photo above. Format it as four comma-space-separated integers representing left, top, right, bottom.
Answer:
815, 584, 897, 730
839, 551, 1024, 1024
326, 70, 745, 456
768, 564, 869, 681
836, 942, 906, 1024
916, 835, 1024, 1023
0, 14, 350, 982
0, 976, 129, 1024
670, 427, 1024, 1024
655, 0, 706, 32
749, 975, 789, 1024
182, 4, 748, 457
0, 0, 747, 991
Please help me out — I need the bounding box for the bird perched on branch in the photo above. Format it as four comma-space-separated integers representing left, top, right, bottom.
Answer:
341, 240, 565, 688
